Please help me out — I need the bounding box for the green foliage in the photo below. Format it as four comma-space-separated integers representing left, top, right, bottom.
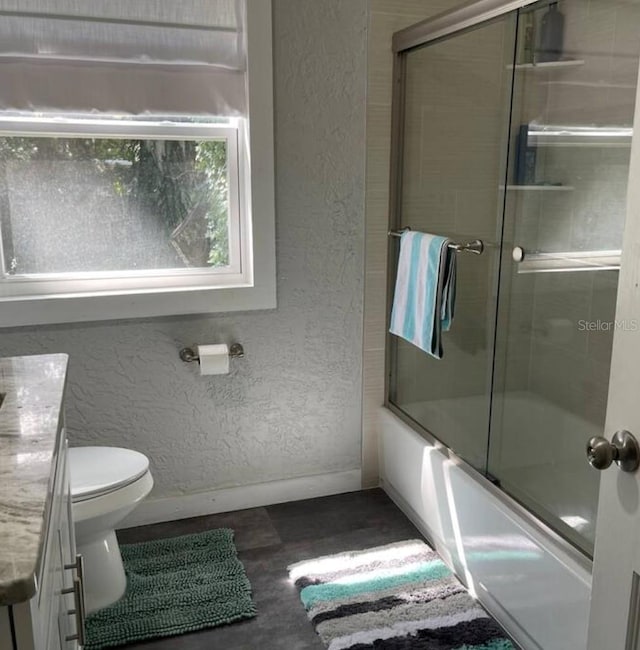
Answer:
195, 141, 228, 266
0, 134, 230, 268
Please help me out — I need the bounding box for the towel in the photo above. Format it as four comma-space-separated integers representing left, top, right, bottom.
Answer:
390, 231, 456, 359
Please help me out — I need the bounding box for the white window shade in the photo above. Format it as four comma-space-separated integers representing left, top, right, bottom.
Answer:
0, 0, 247, 116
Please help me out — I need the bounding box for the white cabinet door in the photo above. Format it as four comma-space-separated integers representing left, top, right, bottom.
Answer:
12, 436, 79, 650
587, 68, 640, 649
58, 449, 78, 650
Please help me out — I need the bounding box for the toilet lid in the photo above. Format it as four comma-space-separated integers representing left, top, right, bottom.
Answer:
69, 446, 150, 501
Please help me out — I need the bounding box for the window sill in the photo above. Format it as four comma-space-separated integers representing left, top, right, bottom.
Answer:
0, 278, 276, 328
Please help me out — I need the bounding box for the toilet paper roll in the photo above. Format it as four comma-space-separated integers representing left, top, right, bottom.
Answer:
197, 344, 230, 375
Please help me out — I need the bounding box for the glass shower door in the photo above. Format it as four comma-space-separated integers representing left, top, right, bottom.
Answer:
388, 14, 517, 472
488, 0, 640, 554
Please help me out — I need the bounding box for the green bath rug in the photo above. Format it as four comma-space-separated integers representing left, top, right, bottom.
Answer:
85, 528, 256, 649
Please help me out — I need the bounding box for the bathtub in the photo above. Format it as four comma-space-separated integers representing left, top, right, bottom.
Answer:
379, 404, 592, 650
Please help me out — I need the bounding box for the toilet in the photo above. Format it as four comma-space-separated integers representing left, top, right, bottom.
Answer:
69, 446, 154, 613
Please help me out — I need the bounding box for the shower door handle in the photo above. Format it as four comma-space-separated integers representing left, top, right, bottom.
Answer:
512, 246, 525, 262
586, 430, 640, 472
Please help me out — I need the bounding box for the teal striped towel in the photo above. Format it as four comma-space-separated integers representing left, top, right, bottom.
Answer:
390, 231, 456, 359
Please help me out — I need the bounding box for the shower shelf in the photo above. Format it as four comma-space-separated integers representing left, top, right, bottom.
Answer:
516, 249, 621, 274
526, 126, 633, 148
509, 59, 585, 71
502, 185, 574, 191
543, 80, 635, 90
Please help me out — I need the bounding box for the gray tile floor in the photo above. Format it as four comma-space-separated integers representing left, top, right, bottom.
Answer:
115, 488, 423, 650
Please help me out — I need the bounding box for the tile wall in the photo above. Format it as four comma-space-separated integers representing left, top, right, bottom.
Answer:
362, 0, 464, 486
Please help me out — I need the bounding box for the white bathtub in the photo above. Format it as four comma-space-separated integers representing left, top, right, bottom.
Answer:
379, 405, 592, 650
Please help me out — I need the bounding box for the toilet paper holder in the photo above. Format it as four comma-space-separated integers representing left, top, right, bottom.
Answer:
179, 343, 245, 363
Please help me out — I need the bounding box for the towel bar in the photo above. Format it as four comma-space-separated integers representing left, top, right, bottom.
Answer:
388, 228, 484, 255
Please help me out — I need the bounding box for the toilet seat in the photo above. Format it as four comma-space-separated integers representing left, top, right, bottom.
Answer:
69, 446, 150, 502
72, 469, 153, 526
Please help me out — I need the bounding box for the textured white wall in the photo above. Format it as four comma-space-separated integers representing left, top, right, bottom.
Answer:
0, 0, 367, 499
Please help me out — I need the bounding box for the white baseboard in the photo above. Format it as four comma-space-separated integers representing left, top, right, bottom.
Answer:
120, 469, 362, 528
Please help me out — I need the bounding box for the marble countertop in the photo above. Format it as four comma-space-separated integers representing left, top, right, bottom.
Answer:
0, 354, 68, 605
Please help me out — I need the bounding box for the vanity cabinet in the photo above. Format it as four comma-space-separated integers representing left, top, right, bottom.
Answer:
0, 355, 84, 650
7, 436, 83, 650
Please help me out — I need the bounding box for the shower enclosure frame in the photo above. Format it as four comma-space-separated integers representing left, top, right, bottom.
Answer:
386, 0, 543, 418
384, 0, 592, 572
381, 2, 640, 644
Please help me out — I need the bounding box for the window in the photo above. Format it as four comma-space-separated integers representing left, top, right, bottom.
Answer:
0, 1, 275, 327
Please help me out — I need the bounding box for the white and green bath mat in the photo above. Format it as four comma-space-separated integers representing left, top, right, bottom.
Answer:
289, 539, 516, 650
85, 528, 256, 649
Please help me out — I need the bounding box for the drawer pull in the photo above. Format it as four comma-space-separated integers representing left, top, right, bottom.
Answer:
65, 578, 85, 647
65, 555, 86, 618
64, 555, 86, 647
64, 553, 84, 578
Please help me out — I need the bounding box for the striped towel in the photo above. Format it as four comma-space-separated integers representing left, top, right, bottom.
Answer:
390, 231, 456, 359
289, 540, 515, 650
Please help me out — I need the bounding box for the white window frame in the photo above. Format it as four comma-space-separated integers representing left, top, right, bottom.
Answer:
0, 0, 275, 327
0, 118, 246, 292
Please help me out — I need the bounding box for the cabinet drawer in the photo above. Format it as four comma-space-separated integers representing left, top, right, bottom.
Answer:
17, 433, 73, 650
38, 431, 68, 604
37, 437, 67, 620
